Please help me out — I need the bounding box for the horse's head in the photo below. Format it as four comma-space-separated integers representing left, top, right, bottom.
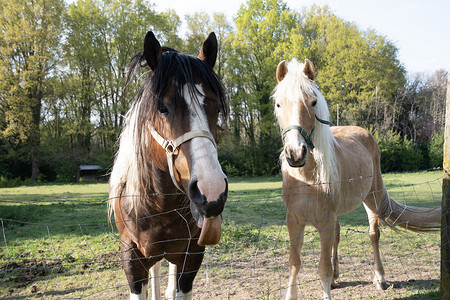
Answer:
139, 32, 228, 246
273, 59, 330, 168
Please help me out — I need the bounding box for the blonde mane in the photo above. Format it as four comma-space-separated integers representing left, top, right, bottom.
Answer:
108, 100, 146, 221
273, 59, 339, 194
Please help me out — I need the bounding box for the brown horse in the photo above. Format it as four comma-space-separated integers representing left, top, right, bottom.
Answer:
109, 32, 228, 300
272, 58, 440, 300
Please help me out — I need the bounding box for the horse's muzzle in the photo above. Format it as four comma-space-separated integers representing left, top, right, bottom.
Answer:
285, 144, 307, 167
189, 178, 227, 217
188, 178, 228, 246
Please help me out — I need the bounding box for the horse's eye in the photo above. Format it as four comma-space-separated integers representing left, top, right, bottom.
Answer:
276, 103, 281, 108
158, 103, 169, 115
311, 99, 317, 107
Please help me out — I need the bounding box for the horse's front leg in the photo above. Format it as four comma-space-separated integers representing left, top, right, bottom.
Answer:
150, 261, 161, 300
165, 262, 177, 300
316, 218, 337, 300
122, 242, 150, 300
331, 220, 340, 288
285, 217, 306, 300
167, 242, 205, 300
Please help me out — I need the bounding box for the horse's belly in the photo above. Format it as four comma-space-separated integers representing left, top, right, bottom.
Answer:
335, 194, 365, 216
334, 174, 373, 216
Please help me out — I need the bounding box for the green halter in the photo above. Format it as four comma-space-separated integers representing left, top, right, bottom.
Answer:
281, 115, 332, 150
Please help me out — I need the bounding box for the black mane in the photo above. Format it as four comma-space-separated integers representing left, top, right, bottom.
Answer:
126, 48, 227, 129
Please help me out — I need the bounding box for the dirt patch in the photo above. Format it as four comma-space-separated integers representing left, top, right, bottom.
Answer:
0, 251, 119, 284
189, 246, 440, 299
2, 259, 64, 287
0, 241, 440, 299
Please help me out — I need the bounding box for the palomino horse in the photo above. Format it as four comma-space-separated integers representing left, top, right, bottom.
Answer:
272, 58, 440, 300
109, 32, 228, 300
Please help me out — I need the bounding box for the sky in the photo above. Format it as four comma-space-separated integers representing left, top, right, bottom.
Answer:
153, 0, 450, 75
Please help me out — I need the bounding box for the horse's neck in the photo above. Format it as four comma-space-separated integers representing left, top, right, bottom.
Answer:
150, 164, 187, 207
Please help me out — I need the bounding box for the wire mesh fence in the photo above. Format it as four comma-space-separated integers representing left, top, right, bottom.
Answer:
0, 170, 443, 299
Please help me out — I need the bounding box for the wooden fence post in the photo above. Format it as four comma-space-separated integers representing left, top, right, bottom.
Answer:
441, 75, 450, 299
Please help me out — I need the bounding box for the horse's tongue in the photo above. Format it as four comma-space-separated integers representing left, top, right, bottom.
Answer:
197, 217, 222, 246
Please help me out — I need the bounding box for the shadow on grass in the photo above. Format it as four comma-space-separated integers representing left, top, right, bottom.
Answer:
332, 279, 440, 299
0, 286, 90, 299
390, 279, 440, 299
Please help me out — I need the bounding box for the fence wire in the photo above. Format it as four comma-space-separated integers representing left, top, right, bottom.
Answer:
0, 170, 444, 299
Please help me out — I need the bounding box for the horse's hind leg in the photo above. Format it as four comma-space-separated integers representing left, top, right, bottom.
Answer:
363, 203, 388, 290
122, 242, 150, 300
331, 220, 340, 288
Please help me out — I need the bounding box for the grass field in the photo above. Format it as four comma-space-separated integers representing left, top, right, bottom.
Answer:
0, 170, 443, 299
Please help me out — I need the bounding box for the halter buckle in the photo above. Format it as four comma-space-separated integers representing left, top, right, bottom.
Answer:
164, 140, 176, 153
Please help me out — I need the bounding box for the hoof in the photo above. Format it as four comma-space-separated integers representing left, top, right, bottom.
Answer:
375, 281, 389, 290
331, 274, 339, 289
331, 282, 340, 289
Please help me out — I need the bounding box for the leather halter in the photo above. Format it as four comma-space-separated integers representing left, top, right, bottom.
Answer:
281, 115, 332, 149
150, 126, 217, 193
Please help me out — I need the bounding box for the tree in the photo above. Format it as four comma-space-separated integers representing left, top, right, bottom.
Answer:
225, 0, 300, 175
0, 0, 65, 181
64, 0, 107, 168
56, 0, 183, 182
395, 70, 447, 143
94, 0, 182, 149
427, 69, 447, 131
298, 6, 406, 130
184, 12, 233, 80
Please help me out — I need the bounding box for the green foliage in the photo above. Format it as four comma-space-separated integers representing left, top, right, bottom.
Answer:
0, 176, 22, 187
0, 0, 66, 181
55, 162, 76, 182
220, 1, 416, 176
0, 0, 446, 180
224, 0, 299, 175
371, 128, 431, 172
298, 6, 405, 127
429, 129, 444, 168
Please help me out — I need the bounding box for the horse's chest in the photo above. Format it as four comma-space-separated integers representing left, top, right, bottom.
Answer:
283, 185, 333, 219
136, 214, 200, 252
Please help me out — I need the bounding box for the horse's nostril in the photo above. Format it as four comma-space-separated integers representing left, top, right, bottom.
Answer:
301, 145, 307, 158
284, 146, 294, 160
189, 178, 206, 206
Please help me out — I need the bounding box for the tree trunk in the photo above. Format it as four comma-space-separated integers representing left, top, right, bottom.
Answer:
30, 91, 42, 182
30, 145, 39, 182
74, 164, 80, 183
441, 75, 450, 298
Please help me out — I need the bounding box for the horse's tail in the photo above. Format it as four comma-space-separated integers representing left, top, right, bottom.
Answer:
378, 188, 441, 232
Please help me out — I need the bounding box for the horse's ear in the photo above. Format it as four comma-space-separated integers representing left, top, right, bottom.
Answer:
276, 60, 288, 82
144, 31, 162, 71
198, 32, 217, 68
303, 59, 315, 81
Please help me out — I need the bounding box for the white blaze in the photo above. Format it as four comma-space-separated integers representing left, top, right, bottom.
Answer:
183, 84, 226, 201
279, 99, 303, 148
